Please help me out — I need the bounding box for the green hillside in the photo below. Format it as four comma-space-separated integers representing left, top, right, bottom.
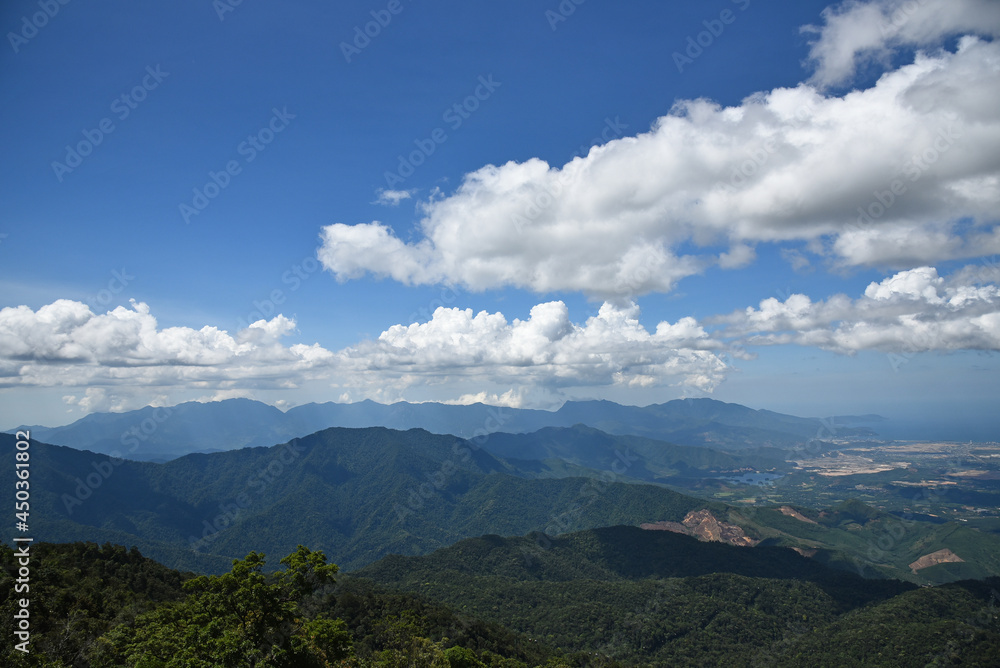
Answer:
353, 525, 999, 666
479, 424, 762, 483
736, 500, 1000, 585
5, 535, 997, 667
0, 542, 555, 667
5, 429, 999, 584
1, 430, 704, 573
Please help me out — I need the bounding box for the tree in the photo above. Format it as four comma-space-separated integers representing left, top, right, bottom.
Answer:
91, 546, 352, 667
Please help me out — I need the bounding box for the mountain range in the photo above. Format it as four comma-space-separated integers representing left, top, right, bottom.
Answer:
4, 413, 1000, 665
352, 526, 1000, 666
10, 397, 881, 461
5, 424, 998, 584
7, 532, 1000, 666
1, 428, 710, 573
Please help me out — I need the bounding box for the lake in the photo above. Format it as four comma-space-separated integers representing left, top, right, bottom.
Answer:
720, 472, 783, 486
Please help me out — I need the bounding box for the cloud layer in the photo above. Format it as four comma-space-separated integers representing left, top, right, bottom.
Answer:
715, 264, 1000, 354
804, 0, 1000, 87
0, 299, 731, 405
5, 261, 997, 410
319, 24, 1000, 299
336, 300, 731, 396
0, 300, 334, 391
7, 1, 999, 415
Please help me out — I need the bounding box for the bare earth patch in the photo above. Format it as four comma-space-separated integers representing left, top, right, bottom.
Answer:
641, 509, 758, 547
778, 506, 818, 524
909, 548, 965, 574
792, 453, 910, 476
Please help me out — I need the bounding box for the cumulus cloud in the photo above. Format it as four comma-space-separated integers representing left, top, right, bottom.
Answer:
320, 37, 1000, 298
715, 264, 1000, 353
0, 298, 733, 406
804, 0, 1000, 88
0, 300, 335, 391
440, 389, 527, 408
63, 388, 122, 414
336, 300, 731, 395
333, 264, 1000, 396
8, 262, 997, 410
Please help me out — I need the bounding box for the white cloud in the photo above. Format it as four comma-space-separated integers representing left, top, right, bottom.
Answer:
0, 298, 730, 406
440, 389, 527, 408
804, 0, 1000, 88
863, 264, 944, 302
780, 247, 813, 272
374, 188, 417, 206
8, 262, 997, 411
716, 264, 1000, 353
336, 300, 730, 395
63, 388, 118, 413
718, 243, 757, 269
320, 38, 1000, 298
0, 300, 335, 391
195, 389, 258, 403
319, 222, 438, 285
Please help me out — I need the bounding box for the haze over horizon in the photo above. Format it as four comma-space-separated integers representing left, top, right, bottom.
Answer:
2, 0, 999, 433
6, 395, 996, 445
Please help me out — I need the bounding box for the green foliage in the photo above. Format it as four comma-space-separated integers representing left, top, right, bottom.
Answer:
3, 429, 705, 573
480, 424, 749, 483
770, 579, 1000, 667
89, 546, 350, 667
7, 430, 1000, 586
326, 577, 552, 666
3, 537, 999, 667
355, 526, 999, 666
0, 541, 190, 667
2, 542, 545, 668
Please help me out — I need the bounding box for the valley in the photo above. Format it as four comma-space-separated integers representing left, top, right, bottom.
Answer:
654, 438, 1000, 525
3, 398, 999, 665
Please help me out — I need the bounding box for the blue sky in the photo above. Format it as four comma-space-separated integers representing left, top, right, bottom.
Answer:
2, 0, 999, 435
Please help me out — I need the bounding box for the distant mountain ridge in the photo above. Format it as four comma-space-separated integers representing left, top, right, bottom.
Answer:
4, 424, 998, 583
9, 397, 881, 461
0, 428, 709, 573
